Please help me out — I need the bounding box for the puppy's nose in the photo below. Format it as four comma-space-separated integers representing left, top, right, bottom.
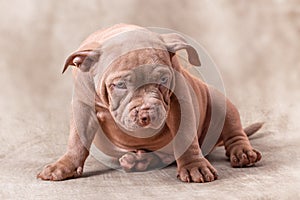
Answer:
138, 112, 150, 127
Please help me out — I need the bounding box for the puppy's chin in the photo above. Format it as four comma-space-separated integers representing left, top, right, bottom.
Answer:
120, 122, 166, 138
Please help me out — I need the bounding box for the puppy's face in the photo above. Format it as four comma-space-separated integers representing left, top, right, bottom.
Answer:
103, 49, 174, 133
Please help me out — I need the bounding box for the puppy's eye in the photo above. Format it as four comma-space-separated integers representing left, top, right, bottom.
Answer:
115, 81, 127, 89
160, 76, 169, 85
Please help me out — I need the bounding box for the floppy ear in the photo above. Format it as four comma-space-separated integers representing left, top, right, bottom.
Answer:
161, 33, 201, 66
62, 50, 100, 73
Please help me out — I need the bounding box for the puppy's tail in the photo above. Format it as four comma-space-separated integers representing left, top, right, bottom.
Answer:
244, 122, 264, 137
216, 122, 264, 147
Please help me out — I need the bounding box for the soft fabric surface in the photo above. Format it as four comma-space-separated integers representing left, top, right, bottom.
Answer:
1, 0, 299, 199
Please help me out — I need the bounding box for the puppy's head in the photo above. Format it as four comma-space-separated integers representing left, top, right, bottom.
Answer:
102, 49, 173, 132
63, 29, 200, 134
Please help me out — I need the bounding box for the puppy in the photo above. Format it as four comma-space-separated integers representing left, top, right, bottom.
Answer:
37, 24, 262, 182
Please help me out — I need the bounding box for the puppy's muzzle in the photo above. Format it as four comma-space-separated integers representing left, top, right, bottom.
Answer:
138, 110, 151, 127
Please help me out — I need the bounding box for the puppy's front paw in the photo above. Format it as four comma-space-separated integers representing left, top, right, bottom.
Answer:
37, 156, 82, 181
228, 145, 262, 167
119, 150, 161, 172
177, 158, 218, 183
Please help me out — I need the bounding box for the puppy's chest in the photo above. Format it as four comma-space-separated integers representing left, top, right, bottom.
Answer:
96, 110, 173, 151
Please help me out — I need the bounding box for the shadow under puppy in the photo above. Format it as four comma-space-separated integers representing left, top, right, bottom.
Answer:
37, 24, 262, 183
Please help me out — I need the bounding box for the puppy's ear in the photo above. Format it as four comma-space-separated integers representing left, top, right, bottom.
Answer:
161, 33, 201, 66
62, 50, 100, 74
99, 82, 109, 107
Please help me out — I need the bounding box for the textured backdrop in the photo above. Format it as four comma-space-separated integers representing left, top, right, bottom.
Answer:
0, 0, 299, 199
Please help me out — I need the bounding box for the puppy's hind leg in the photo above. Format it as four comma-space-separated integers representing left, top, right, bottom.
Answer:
221, 100, 262, 167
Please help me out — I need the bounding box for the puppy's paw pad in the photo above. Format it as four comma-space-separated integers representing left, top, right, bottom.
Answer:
230, 146, 262, 167
119, 151, 160, 172
119, 153, 137, 172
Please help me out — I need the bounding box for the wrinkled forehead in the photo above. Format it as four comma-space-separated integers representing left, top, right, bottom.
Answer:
105, 49, 172, 83
109, 48, 171, 71
100, 29, 168, 67
94, 29, 171, 89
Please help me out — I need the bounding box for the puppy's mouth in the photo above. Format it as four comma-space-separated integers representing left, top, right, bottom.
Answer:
135, 109, 157, 128
119, 104, 167, 134
130, 106, 165, 128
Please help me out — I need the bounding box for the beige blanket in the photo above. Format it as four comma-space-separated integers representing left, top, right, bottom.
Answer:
0, 0, 299, 199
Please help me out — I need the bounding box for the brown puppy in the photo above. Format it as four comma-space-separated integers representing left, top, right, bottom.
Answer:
37, 24, 262, 182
